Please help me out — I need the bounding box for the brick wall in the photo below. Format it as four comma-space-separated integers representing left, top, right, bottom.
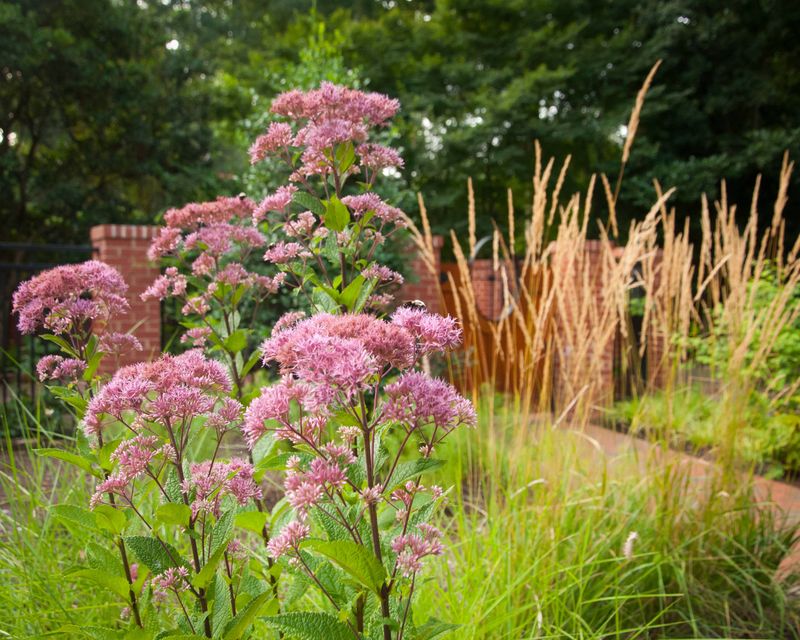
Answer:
90, 224, 161, 368
398, 236, 444, 314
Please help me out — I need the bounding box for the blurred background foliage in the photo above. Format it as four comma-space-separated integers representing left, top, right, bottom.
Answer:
2, 0, 799, 244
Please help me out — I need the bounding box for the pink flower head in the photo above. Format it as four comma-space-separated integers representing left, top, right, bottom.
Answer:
148, 566, 190, 602
110, 435, 163, 478
390, 307, 462, 355
266, 520, 309, 559
383, 371, 476, 432
253, 185, 298, 223
180, 326, 212, 347
357, 143, 404, 172
272, 311, 306, 334
99, 333, 143, 358
162, 196, 255, 230
13, 261, 129, 335
183, 458, 262, 517
249, 122, 293, 163
263, 241, 309, 264
147, 227, 183, 261
391, 524, 444, 578
84, 350, 231, 436
141, 267, 187, 302
284, 211, 317, 238
206, 397, 243, 431
261, 313, 415, 373
36, 355, 86, 382
362, 264, 404, 285
341, 193, 405, 225
271, 83, 399, 127
184, 224, 266, 256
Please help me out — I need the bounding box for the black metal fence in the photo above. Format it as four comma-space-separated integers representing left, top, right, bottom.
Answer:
1, 241, 95, 405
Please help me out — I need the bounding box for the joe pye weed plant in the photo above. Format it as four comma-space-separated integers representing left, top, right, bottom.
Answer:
12, 83, 473, 639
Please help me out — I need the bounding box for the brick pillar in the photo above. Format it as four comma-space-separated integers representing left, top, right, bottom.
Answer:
90, 225, 161, 367
646, 248, 668, 389
471, 259, 506, 321
399, 235, 443, 314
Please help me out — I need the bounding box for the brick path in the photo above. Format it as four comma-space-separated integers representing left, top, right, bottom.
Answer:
578, 424, 800, 573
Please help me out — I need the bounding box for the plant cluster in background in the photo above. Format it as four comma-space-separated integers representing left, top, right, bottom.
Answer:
11, 84, 474, 640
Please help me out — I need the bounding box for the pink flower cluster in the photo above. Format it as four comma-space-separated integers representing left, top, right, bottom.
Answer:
84, 350, 231, 436
98, 332, 143, 359
266, 521, 309, 560
341, 193, 406, 226
91, 435, 174, 508
13, 261, 129, 335
148, 566, 190, 603
391, 524, 444, 577
383, 371, 476, 432
284, 450, 354, 519
182, 458, 262, 518
36, 355, 86, 382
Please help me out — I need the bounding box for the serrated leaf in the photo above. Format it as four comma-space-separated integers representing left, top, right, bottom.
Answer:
263, 612, 353, 640
304, 539, 387, 595
35, 448, 101, 477
155, 503, 191, 527
222, 590, 273, 640
293, 191, 326, 217
51, 504, 100, 531
210, 510, 235, 557
387, 459, 445, 491
211, 574, 233, 637
125, 536, 187, 575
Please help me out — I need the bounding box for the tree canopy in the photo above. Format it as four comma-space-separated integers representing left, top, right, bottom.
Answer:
2, 0, 798, 245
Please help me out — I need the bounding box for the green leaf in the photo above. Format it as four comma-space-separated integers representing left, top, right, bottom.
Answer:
293, 191, 326, 217
414, 618, 460, 640
65, 568, 130, 600
35, 448, 101, 478
94, 504, 128, 534
155, 503, 191, 527
353, 277, 376, 313
240, 349, 262, 378
335, 141, 356, 175
83, 351, 102, 382
339, 275, 366, 312
51, 504, 99, 532
323, 196, 351, 232
387, 459, 445, 491
211, 574, 233, 637
222, 590, 273, 640
234, 510, 268, 535
263, 612, 353, 640
192, 544, 225, 590
304, 539, 387, 595
223, 329, 248, 354
210, 510, 235, 557
40, 334, 79, 357
125, 536, 187, 574
312, 287, 340, 313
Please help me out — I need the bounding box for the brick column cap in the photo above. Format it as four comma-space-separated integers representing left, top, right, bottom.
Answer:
91, 224, 160, 243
